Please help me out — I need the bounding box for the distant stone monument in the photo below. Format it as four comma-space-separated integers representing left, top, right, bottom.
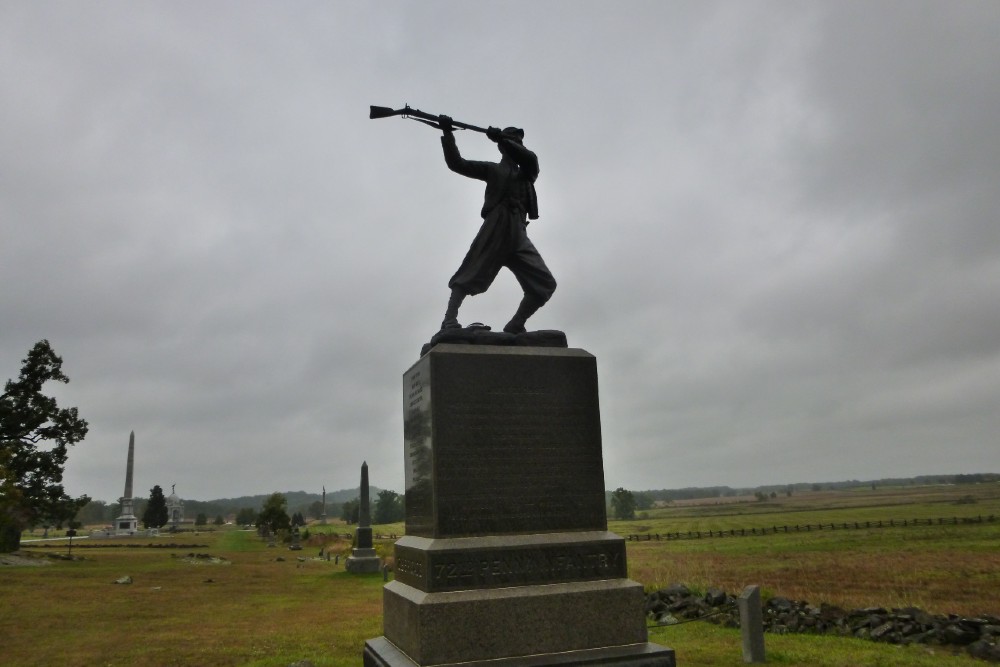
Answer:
114, 431, 138, 536
166, 484, 184, 529
321, 485, 328, 525
346, 462, 382, 574
363, 345, 675, 666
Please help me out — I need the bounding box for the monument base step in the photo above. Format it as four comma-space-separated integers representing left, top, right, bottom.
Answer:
346, 555, 382, 573
364, 637, 675, 667
382, 579, 650, 664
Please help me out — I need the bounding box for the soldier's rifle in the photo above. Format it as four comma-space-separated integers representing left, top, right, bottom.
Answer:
369, 104, 518, 141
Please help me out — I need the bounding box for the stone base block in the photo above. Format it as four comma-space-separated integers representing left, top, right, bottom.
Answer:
346, 553, 382, 573
382, 578, 651, 665
364, 636, 675, 667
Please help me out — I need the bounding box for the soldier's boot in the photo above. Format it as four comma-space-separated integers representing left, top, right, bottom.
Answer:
503, 294, 544, 334
441, 288, 466, 329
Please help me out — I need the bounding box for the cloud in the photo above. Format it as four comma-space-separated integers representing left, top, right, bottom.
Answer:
2, 2, 998, 503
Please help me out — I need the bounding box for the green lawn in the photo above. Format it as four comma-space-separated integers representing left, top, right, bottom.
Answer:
3, 483, 998, 666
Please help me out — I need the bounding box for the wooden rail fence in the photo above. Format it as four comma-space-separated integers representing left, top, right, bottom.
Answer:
625, 514, 997, 542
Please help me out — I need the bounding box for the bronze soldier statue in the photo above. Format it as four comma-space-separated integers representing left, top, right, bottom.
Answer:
438, 115, 556, 333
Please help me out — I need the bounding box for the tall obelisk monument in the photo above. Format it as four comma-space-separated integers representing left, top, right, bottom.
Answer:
321, 485, 328, 525
115, 431, 139, 535
346, 461, 381, 573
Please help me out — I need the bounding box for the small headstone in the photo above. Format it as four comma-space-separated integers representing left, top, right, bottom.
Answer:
739, 585, 766, 663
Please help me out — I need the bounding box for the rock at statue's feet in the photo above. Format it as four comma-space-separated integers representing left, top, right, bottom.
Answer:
421, 326, 567, 357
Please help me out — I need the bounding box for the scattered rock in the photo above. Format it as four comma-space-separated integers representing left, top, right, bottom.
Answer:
704, 588, 728, 607
968, 640, 1000, 662
179, 553, 230, 565
0, 552, 51, 567
113, 576, 133, 584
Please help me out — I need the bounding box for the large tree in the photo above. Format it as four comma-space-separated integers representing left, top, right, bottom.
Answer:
235, 507, 257, 526
610, 487, 636, 521
74, 499, 110, 526
307, 500, 325, 520
341, 497, 360, 524
142, 485, 169, 529
374, 489, 404, 524
256, 492, 290, 534
1, 340, 89, 552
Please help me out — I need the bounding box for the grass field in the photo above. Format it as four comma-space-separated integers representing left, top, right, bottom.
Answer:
617, 482, 1000, 617
2, 482, 998, 666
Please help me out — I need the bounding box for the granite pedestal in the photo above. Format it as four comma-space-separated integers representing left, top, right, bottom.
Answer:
364, 345, 674, 666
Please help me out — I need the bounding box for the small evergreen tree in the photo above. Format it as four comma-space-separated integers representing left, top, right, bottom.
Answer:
142, 485, 169, 529
195, 512, 207, 526
610, 487, 636, 520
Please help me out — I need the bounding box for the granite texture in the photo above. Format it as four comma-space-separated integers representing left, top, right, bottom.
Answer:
403, 345, 608, 539
364, 636, 676, 667
346, 553, 382, 574
381, 579, 651, 665
370, 346, 675, 666
393, 531, 627, 593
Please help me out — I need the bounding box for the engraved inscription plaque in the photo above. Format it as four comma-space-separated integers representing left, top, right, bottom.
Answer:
403, 357, 434, 536
402, 345, 607, 538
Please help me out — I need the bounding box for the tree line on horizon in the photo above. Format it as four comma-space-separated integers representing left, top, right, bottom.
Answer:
4, 339, 997, 552
621, 473, 999, 505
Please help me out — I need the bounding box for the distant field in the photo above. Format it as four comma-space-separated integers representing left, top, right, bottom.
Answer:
616, 482, 1000, 616
2, 483, 997, 666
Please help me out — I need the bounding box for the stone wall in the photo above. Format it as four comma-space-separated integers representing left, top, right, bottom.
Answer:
645, 583, 1000, 663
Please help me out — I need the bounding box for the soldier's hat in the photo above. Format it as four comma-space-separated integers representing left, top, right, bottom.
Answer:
502, 126, 525, 144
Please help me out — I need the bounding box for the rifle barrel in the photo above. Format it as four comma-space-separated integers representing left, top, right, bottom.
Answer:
369, 104, 489, 134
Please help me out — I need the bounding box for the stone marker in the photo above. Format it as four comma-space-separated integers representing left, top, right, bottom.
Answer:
321, 485, 328, 525
363, 344, 675, 666
738, 585, 766, 663
115, 431, 139, 535
346, 462, 382, 574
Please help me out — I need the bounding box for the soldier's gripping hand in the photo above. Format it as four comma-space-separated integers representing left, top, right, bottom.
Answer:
438, 115, 454, 133
486, 126, 502, 143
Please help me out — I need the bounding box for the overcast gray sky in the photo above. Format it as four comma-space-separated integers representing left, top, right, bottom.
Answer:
3, 1, 998, 503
